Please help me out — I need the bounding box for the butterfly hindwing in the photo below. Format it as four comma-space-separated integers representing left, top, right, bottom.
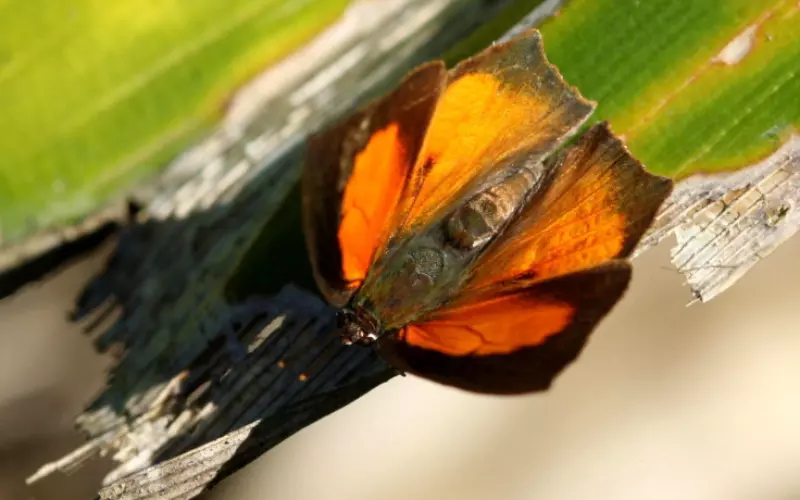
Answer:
302, 62, 446, 306
467, 122, 673, 290
378, 261, 632, 394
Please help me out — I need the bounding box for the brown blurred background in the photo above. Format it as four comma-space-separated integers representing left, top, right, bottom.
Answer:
3, 235, 800, 500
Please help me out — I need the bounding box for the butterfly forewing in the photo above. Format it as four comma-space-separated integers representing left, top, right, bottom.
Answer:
302, 62, 446, 306
465, 122, 673, 292
391, 30, 596, 237
350, 29, 599, 328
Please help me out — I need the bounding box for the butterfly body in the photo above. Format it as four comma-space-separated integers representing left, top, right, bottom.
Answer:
446, 164, 545, 250
302, 29, 672, 394
352, 226, 471, 329
347, 154, 550, 335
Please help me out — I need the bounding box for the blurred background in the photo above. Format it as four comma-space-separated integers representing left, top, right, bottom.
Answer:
1, 0, 799, 499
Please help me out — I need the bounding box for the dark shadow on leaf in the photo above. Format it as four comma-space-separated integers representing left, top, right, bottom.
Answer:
63, 157, 396, 495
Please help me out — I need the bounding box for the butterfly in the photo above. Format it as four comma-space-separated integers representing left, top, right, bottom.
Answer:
301, 29, 672, 394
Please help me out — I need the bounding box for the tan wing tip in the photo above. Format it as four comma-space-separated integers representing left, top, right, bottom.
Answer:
582, 122, 674, 258
452, 28, 596, 119
519, 29, 596, 122
589, 120, 674, 197
507, 29, 596, 140
523, 28, 597, 110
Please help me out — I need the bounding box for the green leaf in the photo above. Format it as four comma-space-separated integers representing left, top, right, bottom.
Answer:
540, 0, 799, 178
447, 0, 799, 179
0, 0, 351, 244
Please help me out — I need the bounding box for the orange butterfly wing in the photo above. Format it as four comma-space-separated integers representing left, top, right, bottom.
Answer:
393, 29, 595, 236
302, 62, 446, 306
378, 262, 631, 394
468, 122, 673, 290
379, 124, 671, 394
303, 29, 595, 307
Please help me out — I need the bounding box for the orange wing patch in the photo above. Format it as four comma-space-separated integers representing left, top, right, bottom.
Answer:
403, 292, 574, 356
402, 74, 548, 226
468, 122, 672, 289
338, 123, 407, 284
395, 30, 594, 234
302, 61, 445, 306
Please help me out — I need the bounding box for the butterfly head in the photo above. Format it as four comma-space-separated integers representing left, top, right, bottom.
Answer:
337, 305, 381, 346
